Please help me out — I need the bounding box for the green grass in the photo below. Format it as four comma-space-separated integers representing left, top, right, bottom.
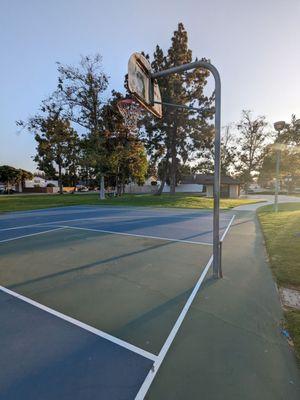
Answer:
258, 203, 300, 288
285, 310, 300, 360
258, 202, 300, 359
0, 192, 260, 213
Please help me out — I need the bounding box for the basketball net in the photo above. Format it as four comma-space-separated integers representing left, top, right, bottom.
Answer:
117, 98, 143, 133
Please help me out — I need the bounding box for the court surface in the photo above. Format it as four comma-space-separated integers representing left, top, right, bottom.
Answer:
0, 205, 234, 399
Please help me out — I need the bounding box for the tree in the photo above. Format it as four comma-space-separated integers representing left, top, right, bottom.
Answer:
235, 110, 270, 191
140, 23, 214, 195
220, 125, 240, 175
101, 93, 148, 194
192, 124, 239, 176
259, 115, 300, 191
17, 98, 80, 194
280, 114, 300, 146
0, 165, 32, 189
19, 169, 34, 190
56, 55, 109, 180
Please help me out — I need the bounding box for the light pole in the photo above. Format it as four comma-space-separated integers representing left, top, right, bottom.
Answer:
273, 121, 286, 212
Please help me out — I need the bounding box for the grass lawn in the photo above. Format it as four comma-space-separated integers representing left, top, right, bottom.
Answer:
0, 192, 261, 213
258, 202, 300, 359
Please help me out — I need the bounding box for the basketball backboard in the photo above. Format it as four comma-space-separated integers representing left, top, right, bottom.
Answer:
128, 53, 162, 118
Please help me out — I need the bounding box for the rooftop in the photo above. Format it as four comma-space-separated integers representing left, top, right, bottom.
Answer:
181, 174, 240, 185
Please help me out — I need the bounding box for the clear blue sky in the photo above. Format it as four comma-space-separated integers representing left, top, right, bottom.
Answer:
1, 0, 299, 171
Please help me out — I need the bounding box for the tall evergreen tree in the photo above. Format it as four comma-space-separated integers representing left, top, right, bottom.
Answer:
140, 23, 214, 194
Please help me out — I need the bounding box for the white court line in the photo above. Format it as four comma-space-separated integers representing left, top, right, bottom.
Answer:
220, 214, 236, 242
135, 215, 236, 399
0, 227, 65, 244
0, 285, 157, 362
135, 255, 213, 399
59, 225, 213, 246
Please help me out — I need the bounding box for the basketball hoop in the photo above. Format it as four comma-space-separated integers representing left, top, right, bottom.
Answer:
117, 98, 143, 133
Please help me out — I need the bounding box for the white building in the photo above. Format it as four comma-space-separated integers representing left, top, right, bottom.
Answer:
179, 174, 240, 198
24, 177, 58, 188
22, 177, 59, 193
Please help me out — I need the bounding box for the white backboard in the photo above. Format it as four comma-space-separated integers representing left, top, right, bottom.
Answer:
128, 53, 162, 118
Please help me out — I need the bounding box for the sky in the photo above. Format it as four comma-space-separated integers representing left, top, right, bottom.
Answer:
0, 0, 299, 171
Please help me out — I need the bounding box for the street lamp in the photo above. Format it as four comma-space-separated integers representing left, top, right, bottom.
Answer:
273, 121, 286, 212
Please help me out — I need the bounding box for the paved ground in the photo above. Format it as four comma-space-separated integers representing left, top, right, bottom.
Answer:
147, 197, 300, 399
0, 206, 231, 399
234, 194, 300, 211
1, 202, 299, 399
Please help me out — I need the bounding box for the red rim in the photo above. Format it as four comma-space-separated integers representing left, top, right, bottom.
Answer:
117, 98, 137, 105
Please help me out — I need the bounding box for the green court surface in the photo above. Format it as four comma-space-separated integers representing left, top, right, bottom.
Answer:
1, 228, 211, 354
1, 205, 226, 399
1, 205, 299, 399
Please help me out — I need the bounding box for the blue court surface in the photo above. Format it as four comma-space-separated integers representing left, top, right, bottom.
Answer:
0, 205, 234, 399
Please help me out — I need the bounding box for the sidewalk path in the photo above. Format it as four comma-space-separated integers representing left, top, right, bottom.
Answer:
147, 201, 300, 399
234, 194, 300, 211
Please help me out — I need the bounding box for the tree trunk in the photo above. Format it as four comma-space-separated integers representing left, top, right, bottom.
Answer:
156, 176, 166, 195
58, 163, 63, 195
99, 174, 105, 200
169, 127, 177, 195
170, 151, 177, 195
116, 175, 122, 196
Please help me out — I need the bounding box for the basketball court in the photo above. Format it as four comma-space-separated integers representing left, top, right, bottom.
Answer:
0, 205, 235, 399
0, 54, 229, 399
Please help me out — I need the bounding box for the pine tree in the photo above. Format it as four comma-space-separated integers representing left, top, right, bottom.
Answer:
140, 23, 214, 194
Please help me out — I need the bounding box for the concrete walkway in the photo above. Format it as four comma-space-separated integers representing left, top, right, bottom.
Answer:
234, 194, 300, 211
147, 198, 300, 399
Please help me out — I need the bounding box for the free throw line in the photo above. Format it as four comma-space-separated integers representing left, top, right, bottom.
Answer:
58, 225, 213, 246
0, 227, 65, 244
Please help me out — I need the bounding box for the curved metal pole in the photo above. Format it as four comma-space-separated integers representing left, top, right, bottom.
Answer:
151, 61, 221, 278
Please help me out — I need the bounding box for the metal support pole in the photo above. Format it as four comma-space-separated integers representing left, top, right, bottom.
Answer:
274, 150, 280, 212
152, 60, 222, 278
154, 100, 203, 112
219, 241, 223, 278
